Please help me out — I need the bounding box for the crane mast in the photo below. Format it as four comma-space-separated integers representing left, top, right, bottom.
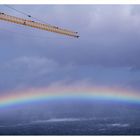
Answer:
0, 12, 79, 38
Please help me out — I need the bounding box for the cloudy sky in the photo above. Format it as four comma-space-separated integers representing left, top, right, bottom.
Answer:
0, 5, 140, 93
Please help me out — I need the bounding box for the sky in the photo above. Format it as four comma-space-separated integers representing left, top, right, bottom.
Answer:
0, 5, 140, 94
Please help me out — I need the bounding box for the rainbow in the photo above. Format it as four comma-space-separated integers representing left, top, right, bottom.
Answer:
0, 86, 140, 108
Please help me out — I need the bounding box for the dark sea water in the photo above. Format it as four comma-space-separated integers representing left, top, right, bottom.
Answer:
0, 100, 140, 135
0, 117, 140, 135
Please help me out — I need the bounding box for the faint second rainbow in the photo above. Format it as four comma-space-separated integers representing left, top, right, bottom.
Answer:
0, 86, 140, 108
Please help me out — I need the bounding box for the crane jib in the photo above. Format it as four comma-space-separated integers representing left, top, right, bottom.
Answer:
0, 12, 79, 38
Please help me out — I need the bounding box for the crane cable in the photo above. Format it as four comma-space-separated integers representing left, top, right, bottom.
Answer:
4, 5, 53, 26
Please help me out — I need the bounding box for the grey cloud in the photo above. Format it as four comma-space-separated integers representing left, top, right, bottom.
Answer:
1, 5, 140, 92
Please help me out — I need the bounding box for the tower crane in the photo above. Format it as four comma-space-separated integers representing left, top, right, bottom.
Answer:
0, 12, 79, 38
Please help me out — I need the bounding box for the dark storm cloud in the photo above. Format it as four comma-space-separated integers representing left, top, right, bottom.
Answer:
0, 5, 140, 92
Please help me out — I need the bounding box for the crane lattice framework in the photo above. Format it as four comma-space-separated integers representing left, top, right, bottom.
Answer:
0, 12, 79, 38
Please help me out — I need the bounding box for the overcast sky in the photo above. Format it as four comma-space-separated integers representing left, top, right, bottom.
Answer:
0, 5, 140, 93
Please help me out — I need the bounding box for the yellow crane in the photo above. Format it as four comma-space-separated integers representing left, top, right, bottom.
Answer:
0, 12, 79, 38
